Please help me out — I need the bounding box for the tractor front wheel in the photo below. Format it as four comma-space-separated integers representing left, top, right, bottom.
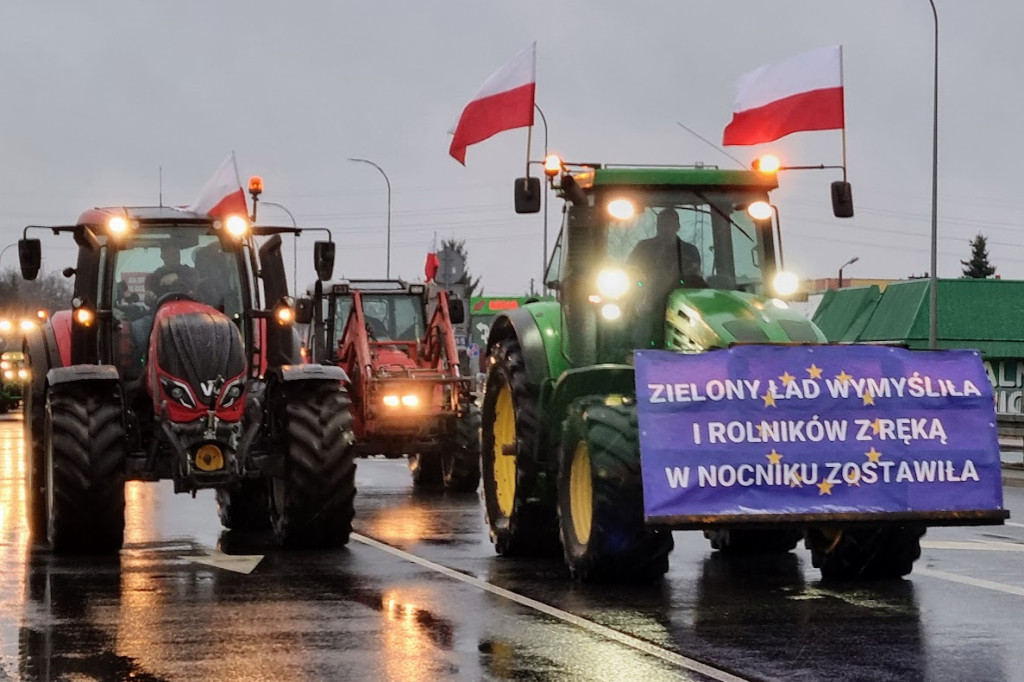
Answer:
45, 383, 126, 554
806, 525, 925, 580
217, 479, 272, 531
480, 338, 558, 556
441, 402, 481, 493
557, 398, 673, 582
271, 382, 357, 548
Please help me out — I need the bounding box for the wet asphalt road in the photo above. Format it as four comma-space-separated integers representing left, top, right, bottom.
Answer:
2, 411, 1024, 682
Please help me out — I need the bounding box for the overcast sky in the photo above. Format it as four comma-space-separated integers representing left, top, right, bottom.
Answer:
1, 1, 1017, 295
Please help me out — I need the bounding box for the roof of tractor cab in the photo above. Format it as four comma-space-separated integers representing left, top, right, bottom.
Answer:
77, 206, 214, 226
318, 279, 427, 296
589, 166, 778, 191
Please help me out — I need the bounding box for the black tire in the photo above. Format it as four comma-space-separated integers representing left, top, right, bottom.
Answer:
216, 479, 272, 530
23, 333, 49, 542
271, 381, 357, 548
0, 399, 9, 414
409, 451, 443, 487
557, 398, 674, 583
704, 528, 802, 554
442, 402, 481, 493
45, 383, 126, 554
480, 338, 559, 556
806, 525, 925, 580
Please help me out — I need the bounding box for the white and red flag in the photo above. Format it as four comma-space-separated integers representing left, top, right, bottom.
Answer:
723, 45, 845, 146
185, 152, 248, 218
449, 42, 536, 165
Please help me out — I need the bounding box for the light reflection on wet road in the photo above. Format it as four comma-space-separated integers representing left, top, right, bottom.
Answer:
2, 412, 1024, 680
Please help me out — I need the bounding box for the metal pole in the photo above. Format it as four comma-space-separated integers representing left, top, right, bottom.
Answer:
348, 158, 392, 278
262, 201, 298, 293
838, 256, 859, 290
0, 243, 17, 273
928, 0, 939, 349
535, 103, 549, 291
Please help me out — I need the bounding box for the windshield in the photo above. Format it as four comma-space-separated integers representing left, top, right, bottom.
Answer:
600, 189, 766, 292
110, 230, 245, 379
342, 293, 426, 341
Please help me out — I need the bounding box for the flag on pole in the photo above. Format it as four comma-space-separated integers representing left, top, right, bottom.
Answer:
185, 152, 248, 218
449, 42, 536, 165
722, 45, 844, 146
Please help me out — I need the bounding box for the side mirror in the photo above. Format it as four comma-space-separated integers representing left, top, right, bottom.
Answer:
831, 181, 854, 218
18, 239, 41, 281
448, 297, 465, 325
314, 241, 335, 281
514, 176, 541, 214
295, 296, 314, 325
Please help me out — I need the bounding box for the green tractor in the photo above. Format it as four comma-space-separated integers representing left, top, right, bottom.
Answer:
0, 349, 28, 413
480, 157, 1003, 582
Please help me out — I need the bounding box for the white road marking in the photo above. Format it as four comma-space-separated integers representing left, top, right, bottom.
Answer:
1004, 521, 1024, 529
915, 567, 1024, 597
352, 533, 748, 682
922, 540, 1024, 552
183, 548, 263, 574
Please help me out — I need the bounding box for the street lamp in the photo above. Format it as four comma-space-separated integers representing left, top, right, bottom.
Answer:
838, 256, 859, 289
0, 243, 16, 273
261, 202, 298, 293
928, 0, 939, 349
348, 158, 392, 278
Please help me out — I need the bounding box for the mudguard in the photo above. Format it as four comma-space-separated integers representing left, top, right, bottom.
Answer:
486, 301, 568, 389
273, 364, 349, 383
46, 365, 119, 385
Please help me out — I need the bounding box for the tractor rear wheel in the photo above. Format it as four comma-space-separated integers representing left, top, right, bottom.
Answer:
442, 402, 481, 493
45, 383, 126, 554
24, 378, 46, 541
216, 480, 272, 530
704, 528, 802, 554
271, 382, 357, 548
557, 398, 673, 582
481, 338, 558, 556
806, 525, 925, 580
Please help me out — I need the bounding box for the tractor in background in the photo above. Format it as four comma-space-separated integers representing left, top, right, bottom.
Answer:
479, 155, 1005, 582
0, 349, 28, 413
18, 194, 356, 554
300, 279, 480, 492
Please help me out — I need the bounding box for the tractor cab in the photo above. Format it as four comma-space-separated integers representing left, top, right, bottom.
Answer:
521, 160, 822, 365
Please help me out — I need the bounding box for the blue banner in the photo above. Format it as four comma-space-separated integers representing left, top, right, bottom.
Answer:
634, 345, 1005, 521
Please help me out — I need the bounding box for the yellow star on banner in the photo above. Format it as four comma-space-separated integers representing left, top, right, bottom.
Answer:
847, 470, 861, 486
836, 370, 853, 385
755, 423, 765, 437
762, 391, 776, 407
862, 391, 875, 406
806, 364, 823, 379
780, 371, 796, 386
766, 449, 783, 465
817, 481, 834, 495
865, 447, 883, 463
871, 418, 882, 435
787, 471, 803, 488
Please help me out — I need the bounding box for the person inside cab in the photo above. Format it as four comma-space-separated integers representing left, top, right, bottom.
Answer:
626, 208, 707, 346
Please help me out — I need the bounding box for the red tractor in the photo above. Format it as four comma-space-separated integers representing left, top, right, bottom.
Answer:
18, 202, 356, 553
301, 279, 480, 492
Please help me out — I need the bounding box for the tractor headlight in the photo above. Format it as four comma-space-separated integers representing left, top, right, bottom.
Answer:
400, 394, 420, 408
108, 216, 129, 237
3, 370, 12, 380
17, 369, 28, 380
219, 378, 245, 408
382, 394, 400, 407
746, 201, 773, 221
606, 198, 636, 220
0, 320, 12, 333
600, 303, 622, 321
224, 215, 250, 239
596, 267, 630, 300
0, 361, 9, 370
772, 271, 799, 297
159, 377, 197, 409
74, 307, 95, 327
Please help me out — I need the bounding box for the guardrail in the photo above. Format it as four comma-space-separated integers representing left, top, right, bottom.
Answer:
998, 414, 1024, 467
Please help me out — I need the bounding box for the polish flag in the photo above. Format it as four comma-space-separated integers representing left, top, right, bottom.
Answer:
424, 252, 440, 282
723, 45, 845, 146
185, 152, 248, 218
449, 42, 536, 165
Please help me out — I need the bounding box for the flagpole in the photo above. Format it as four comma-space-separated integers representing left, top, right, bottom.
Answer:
927, 0, 939, 350
839, 45, 848, 183
534, 103, 549, 293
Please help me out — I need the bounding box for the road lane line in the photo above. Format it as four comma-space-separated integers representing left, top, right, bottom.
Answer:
352, 533, 748, 682
1005, 521, 1024, 529
915, 567, 1024, 597
922, 540, 1024, 552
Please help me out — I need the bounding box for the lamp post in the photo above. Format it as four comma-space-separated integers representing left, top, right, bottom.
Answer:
928, 0, 939, 349
534, 104, 549, 291
261, 202, 298, 293
348, 158, 392, 278
838, 256, 859, 289
0, 243, 16, 273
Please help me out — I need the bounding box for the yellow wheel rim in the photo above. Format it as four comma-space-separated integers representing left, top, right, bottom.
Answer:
493, 383, 517, 517
569, 441, 593, 545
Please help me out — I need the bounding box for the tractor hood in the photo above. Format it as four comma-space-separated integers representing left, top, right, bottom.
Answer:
663, 288, 826, 352
147, 299, 246, 418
